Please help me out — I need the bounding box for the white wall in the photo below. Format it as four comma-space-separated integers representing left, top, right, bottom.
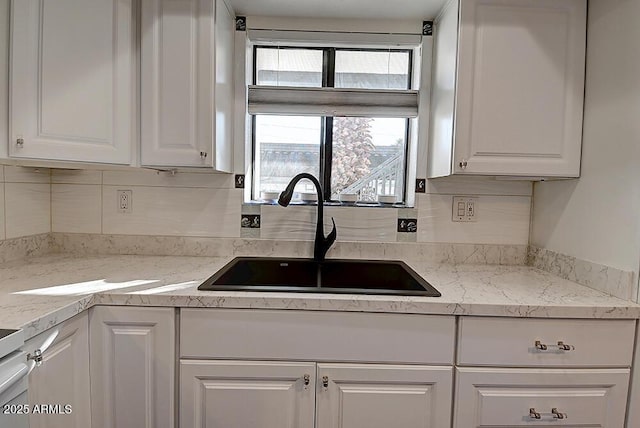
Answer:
48, 169, 531, 245
0, 166, 51, 239
531, 0, 640, 274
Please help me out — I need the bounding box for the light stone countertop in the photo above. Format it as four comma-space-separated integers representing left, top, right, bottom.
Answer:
1, 254, 639, 340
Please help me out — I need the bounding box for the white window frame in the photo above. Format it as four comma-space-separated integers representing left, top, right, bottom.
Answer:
233, 19, 433, 208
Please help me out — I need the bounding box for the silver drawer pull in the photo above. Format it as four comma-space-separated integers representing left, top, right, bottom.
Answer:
322, 376, 329, 388
557, 341, 575, 351
303, 374, 310, 386
552, 408, 567, 419
534, 340, 548, 351
534, 340, 574, 352
528, 408, 568, 420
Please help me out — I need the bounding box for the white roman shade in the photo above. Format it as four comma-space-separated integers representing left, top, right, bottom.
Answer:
248, 86, 419, 118
247, 30, 421, 118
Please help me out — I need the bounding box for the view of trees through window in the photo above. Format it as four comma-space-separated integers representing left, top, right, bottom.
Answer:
331, 117, 406, 201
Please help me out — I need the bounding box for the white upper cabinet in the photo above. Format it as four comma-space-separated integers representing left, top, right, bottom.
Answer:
10, 0, 135, 164
428, 0, 587, 178
141, 0, 234, 170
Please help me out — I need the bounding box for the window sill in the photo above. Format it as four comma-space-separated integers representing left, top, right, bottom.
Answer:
245, 200, 412, 209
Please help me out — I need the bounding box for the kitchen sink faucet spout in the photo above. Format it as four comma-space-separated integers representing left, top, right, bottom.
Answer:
278, 173, 337, 262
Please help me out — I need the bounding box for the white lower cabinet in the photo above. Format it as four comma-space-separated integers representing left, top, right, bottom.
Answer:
26, 312, 91, 428
180, 361, 453, 428
180, 360, 316, 428
89, 306, 175, 428
316, 363, 453, 428
179, 309, 455, 428
456, 317, 635, 427
33, 307, 633, 428
454, 367, 630, 427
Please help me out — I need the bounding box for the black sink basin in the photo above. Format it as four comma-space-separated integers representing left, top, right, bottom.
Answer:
198, 257, 441, 297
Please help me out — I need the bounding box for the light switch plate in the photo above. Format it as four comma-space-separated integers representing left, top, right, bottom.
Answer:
452, 196, 477, 222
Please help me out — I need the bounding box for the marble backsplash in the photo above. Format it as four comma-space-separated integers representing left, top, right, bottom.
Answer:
528, 246, 636, 301
0, 233, 51, 264
49, 233, 528, 266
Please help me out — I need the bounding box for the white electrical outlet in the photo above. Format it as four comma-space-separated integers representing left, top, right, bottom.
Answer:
117, 190, 133, 213
452, 196, 478, 222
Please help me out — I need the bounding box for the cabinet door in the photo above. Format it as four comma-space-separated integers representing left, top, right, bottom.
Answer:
90, 306, 175, 428
453, 0, 586, 177
141, 0, 233, 170
455, 367, 629, 427
10, 0, 135, 164
26, 312, 91, 428
180, 360, 315, 428
316, 363, 453, 428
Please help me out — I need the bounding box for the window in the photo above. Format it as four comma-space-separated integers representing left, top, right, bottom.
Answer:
250, 45, 416, 204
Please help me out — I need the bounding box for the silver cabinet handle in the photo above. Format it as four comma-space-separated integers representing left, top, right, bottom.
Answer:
528, 408, 568, 420
534, 340, 548, 351
535, 340, 574, 351
557, 341, 575, 351
322, 375, 329, 388
26, 329, 59, 373
459, 159, 468, 169
552, 408, 567, 419
16, 137, 24, 147
27, 349, 44, 366
303, 374, 310, 386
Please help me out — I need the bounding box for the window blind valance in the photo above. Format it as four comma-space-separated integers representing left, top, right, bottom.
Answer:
247, 86, 419, 118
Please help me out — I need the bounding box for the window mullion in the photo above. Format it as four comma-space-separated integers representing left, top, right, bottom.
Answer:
323, 117, 334, 200
326, 48, 335, 87
322, 48, 336, 201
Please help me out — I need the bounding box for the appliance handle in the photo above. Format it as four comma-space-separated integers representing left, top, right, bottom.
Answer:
0, 363, 29, 398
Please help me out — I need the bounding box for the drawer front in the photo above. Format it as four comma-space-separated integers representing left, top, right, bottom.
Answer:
455, 367, 630, 427
181, 309, 455, 364
458, 317, 636, 367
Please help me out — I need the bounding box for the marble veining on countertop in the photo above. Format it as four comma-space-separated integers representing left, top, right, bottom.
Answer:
1, 254, 639, 339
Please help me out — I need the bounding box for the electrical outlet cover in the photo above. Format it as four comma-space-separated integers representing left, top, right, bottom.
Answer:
117, 190, 133, 213
452, 196, 477, 222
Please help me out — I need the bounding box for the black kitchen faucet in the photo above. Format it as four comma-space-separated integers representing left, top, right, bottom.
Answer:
278, 173, 337, 262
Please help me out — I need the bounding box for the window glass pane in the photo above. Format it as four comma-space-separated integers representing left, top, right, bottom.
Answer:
254, 115, 321, 197
335, 50, 410, 90
256, 48, 323, 87
331, 117, 407, 202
